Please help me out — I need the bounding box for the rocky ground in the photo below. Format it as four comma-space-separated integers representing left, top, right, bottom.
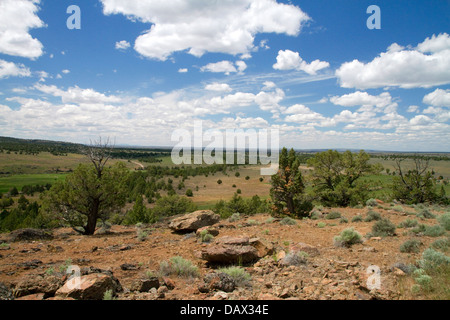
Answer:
0, 203, 447, 301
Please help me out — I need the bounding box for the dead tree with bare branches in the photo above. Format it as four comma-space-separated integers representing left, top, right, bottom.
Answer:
85, 137, 115, 179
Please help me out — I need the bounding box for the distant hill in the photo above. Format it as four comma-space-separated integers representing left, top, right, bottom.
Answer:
0, 136, 171, 161
1, 136, 448, 159
0, 136, 85, 155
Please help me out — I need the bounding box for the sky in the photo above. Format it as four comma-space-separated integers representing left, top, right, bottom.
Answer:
0, 0, 449, 152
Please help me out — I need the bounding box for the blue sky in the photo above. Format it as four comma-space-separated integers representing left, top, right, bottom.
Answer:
0, 0, 449, 151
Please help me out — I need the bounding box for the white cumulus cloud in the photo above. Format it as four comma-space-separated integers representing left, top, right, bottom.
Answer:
115, 40, 131, 50
100, 0, 309, 61
0, 59, 31, 79
330, 91, 396, 112
273, 49, 329, 75
201, 61, 238, 75
205, 83, 233, 93
0, 0, 45, 59
336, 33, 450, 89
34, 84, 123, 105
423, 88, 450, 107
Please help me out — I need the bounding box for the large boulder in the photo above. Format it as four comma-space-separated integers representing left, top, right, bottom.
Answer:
169, 210, 220, 233
8, 228, 53, 242
14, 274, 64, 298
55, 273, 122, 300
199, 236, 273, 264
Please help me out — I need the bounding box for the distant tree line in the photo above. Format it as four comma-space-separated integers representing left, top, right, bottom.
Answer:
270, 148, 448, 219
371, 154, 450, 162
0, 138, 448, 234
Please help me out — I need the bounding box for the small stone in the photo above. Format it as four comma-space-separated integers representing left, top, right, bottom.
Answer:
47, 244, 64, 253
157, 285, 168, 298
258, 293, 280, 300
162, 277, 175, 290
279, 288, 291, 299
392, 268, 405, 276
120, 263, 138, 271
130, 277, 160, 292
213, 291, 228, 300
276, 250, 286, 261
303, 286, 315, 295
16, 293, 45, 300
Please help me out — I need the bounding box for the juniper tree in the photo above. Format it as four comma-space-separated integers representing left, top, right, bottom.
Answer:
307, 150, 381, 207
270, 147, 312, 218
44, 138, 128, 235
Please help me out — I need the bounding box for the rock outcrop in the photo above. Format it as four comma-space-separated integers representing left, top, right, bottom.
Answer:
55, 272, 122, 300
169, 210, 220, 233
8, 228, 53, 242
199, 236, 273, 264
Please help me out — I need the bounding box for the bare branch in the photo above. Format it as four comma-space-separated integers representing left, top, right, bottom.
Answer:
85, 136, 115, 178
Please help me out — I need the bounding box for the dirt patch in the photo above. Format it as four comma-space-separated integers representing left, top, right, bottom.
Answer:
0, 206, 446, 300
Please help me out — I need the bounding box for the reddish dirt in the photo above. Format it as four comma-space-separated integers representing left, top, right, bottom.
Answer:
0, 204, 446, 300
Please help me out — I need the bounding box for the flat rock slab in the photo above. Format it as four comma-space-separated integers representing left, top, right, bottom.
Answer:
200, 236, 273, 264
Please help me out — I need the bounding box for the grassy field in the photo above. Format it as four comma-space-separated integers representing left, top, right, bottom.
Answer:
369, 158, 450, 179
0, 150, 449, 204
182, 165, 271, 207
0, 152, 89, 175
0, 173, 68, 194
0, 151, 142, 194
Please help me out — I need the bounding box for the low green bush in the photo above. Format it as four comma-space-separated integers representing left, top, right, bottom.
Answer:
281, 251, 308, 266
326, 211, 341, 220
364, 210, 382, 222
371, 218, 396, 237
366, 198, 378, 207
410, 224, 427, 235
333, 228, 363, 248
229, 212, 241, 222
340, 216, 348, 224
280, 217, 297, 226
159, 256, 199, 278
438, 212, 450, 231
392, 205, 404, 213
317, 222, 326, 228
218, 266, 251, 286
424, 225, 446, 237
419, 248, 450, 271
398, 218, 419, 229
400, 239, 422, 253
199, 230, 214, 243
310, 211, 321, 220
417, 209, 436, 219
431, 237, 450, 252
